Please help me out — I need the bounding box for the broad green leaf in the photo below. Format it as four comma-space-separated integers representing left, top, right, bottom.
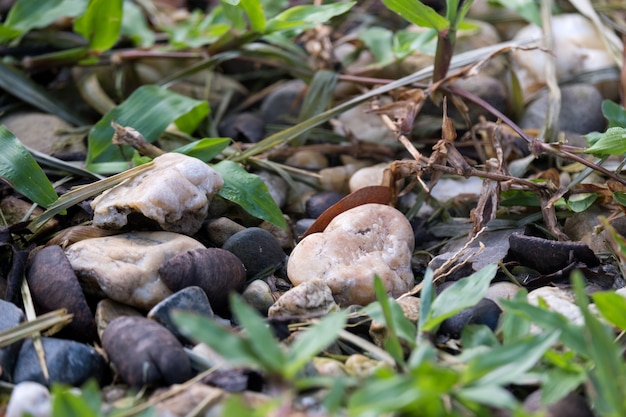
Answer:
586, 126, 626, 156
602, 99, 626, 128
74, 0, 123, 53
1, 0, 87, 42
265, 2, 355, 33
572, 271, 626, 415
489, 0, 541, 26
261, 0, 287, 18
422, 264, 497, 332
173, 138, 230, 162
592, 291, 626, 331
417, 268, 434, 338
0, 126, 57, 208
455, 385, 517, 409
500, 290, 530, 344
240, 0, 267, 33
230, 295, 286, 373
86, 85, 209, 173
172, 310, 260, 368
541, 367, 587, 404
381, 0, 449, 31
121, 0, 155, 48
360, 27, 395, 64
566, 193, 597, 213
285, 310, 348, 378
393, 29, 437, 59
213, 160, 287, 229
463, 331, 559, 386
51, 383, 100, 417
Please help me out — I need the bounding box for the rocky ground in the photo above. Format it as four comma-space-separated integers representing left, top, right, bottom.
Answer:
1, 0, 626, 416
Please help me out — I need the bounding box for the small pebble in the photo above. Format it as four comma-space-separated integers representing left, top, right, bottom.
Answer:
305, 191, 345, 219
6, 382, 51, 417
242, 280, 275, 315
0, 300, 25, 382
268, 279, 338, 318
222, 227, 287, 279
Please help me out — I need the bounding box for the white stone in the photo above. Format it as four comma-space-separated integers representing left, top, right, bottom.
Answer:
66, 231, 205, 310
91, 153, 224, 235
6, 382, 51, 417
287, 204, 414, 307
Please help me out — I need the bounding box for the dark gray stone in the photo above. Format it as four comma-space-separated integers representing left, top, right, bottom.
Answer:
222, 227, 287, 279
305, 191, 345, 219
12, 337, 107, 387
148, 286, 214, 342
520, 83, 606, 134
260, 79, 306, 126
438, 298, 502, 340
102, 316, 191, 388
0, 300, 25, 382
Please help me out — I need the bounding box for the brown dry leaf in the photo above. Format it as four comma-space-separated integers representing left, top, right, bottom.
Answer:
301, 186, 392, 238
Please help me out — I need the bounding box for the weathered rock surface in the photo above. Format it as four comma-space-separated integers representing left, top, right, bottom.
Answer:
288, 203, 415, 306
158, 248, 246, 314
91, 153, 224, 235
66, 231, 205, 310
268, 279, 338, 318
5, 382, 51, 417
102, 316, 191, 388
26, 245, 98, 343
0, 300, 25, 382
12, 337, 107, 387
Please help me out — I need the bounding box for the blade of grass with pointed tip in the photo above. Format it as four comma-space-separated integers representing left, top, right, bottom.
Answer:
85, 85, 209, 173
294, 69, 337, 146
173, 138, 230, 162
0, 126, 58, 208
0, 62, 88, 126
74, 0, 123, 53
232, 40, 524, 163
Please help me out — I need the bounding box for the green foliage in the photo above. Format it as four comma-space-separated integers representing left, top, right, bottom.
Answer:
213, 160, 287, 229
0, 126, 58, 208
488, 0, 541, 26
172, 295, 348, 379
381, 0, 449, 31
585, 127, 626, 156
86, 85, 209, 173
74, 0, 123, 53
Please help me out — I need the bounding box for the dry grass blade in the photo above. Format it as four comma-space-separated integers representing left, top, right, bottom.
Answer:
0, 309, 73, 348
28, 161, 155, 233
21, 278, 49, 381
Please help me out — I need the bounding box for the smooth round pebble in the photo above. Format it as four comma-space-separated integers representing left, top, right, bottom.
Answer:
305, 191, 345, 219
5, 382, 51, 417
438, 298, 502, 339
95, 299, 143, 341
484, 282, 522, 309
102, 316, 191, 388
222, 227, 287, 279
242, 280, 275, 314
0, 300, 25, 382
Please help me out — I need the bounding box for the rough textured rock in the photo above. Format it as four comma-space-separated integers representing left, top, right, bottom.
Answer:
158, 248, 246, 314
66, 231, 205, 310
91, 153, 224, 235
268, 279, 338, 318
288, 203, 415, 307
0, 300, 25, 382
102, 316, 191, 388
520, 84, 605, 134
148, 286, 214, 341
12, 337, 107, 387
5, 382, 51, 417
222, 227, 286, 279
26, 245, 98, 343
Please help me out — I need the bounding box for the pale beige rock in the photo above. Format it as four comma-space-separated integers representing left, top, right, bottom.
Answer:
268, 279, 338, 318
95, 299, 142, 340
285, 150, 329, 170
527, 287, 582, 332
287, 204, 415, 307
349, 163, 390, 192
66, 231, 205, 310
484, 282, 521, 309
91, 153, 224, 235
344, 354, 387, 378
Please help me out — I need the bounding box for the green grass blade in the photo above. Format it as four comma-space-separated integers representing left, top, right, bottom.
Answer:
0, 126, 58, 208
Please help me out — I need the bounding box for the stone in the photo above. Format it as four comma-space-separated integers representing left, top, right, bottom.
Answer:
334, 101, 397, 145
260, 79, 306, 126
288, 203, 415, 307
285, 150, 329, 170
520, 84, 605, 134
523, 390, 594, 417
5, 382, 51, 417
349, 163, 390, 192
148, 286, 214, 341
91, 152, 224, 235
26, 245, 98, 343
483, 282, 521, 309
66, 231, 205, 310
102, 316, 191, 388
511, 14, 616, 97
205, 217, 246, 247
222, 227, 287, 279
0, 300, 25, 382
256, 170, 288, 208
259, 219, 294, 250
12, 337, 107, 387
438, 298, 502, 339
242, 280, 275, 315
527, 287, 582, 328
305, 191, 345, 219
95, 299, 143, 341
154, 383, 223, 417
218, 112, 265, 143
158, 248, 246, 314
268, 279, 338, 318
